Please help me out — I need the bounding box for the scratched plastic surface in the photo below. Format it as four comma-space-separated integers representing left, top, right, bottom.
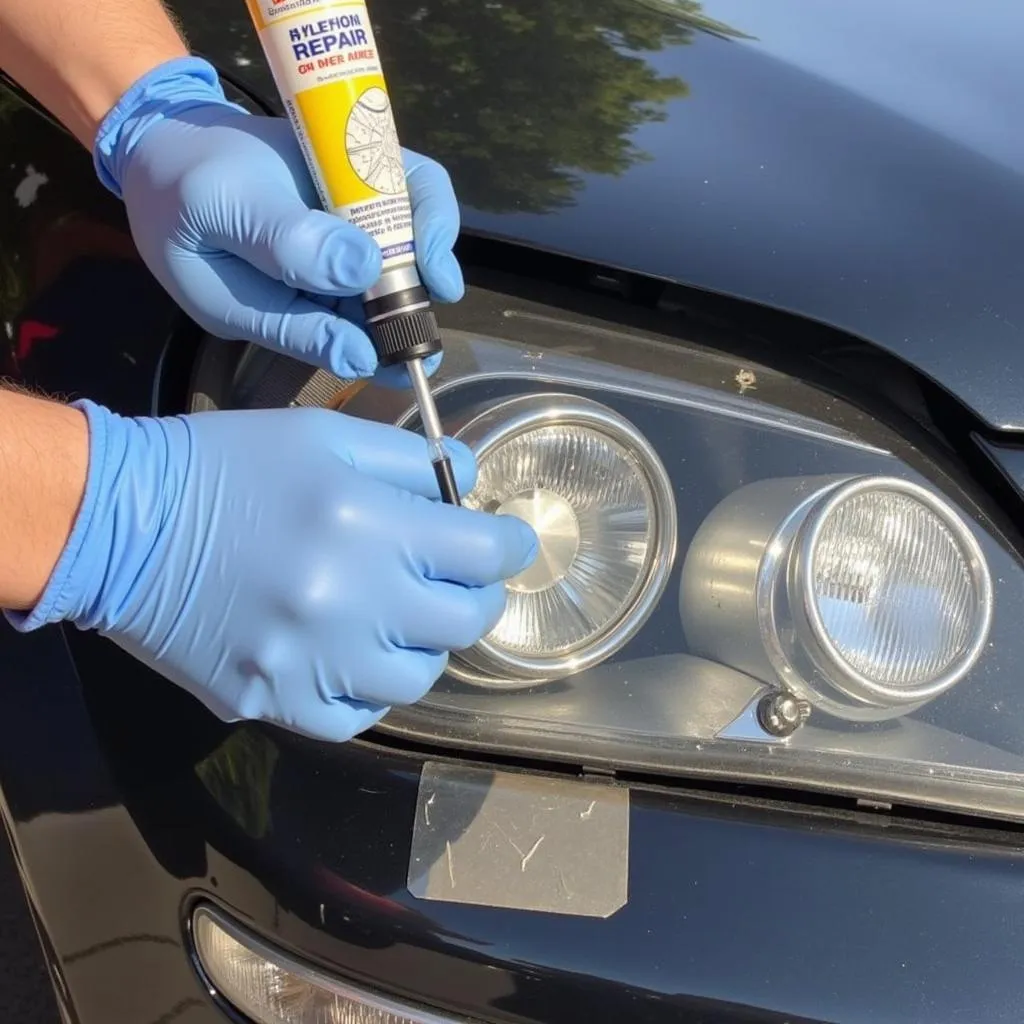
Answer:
408, 761, 629, 917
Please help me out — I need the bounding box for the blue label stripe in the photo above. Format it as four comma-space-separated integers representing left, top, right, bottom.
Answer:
381, 241, 415, 260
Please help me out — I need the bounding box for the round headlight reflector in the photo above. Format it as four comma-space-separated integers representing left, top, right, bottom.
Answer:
454, 394, 676, 685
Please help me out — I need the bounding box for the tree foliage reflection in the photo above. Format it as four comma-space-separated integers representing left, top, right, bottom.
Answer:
176, 0, 744, 214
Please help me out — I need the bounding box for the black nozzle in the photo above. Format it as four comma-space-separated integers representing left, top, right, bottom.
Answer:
367, 309, 443, 368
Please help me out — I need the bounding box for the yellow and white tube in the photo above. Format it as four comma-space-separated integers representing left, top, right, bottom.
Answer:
243, 0, 441, 370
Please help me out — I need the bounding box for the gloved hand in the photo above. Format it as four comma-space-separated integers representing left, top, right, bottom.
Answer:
7, 403, 537, 743
93, 56, 462, 388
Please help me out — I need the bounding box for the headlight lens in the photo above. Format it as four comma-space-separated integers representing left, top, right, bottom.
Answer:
681, 475, 993, 721
454, 394, 676, 685
804, 480, 990, 697
188, 304, 1024, 823
192, 906, 463, 1024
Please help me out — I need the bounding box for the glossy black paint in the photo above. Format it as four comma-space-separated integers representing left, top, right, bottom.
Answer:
4, 2, 1024, 1022
11, 624, 1024, 1024
171, 0, 1024, 430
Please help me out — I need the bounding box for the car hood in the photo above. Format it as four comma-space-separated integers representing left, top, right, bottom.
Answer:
173, 0, 1024, 431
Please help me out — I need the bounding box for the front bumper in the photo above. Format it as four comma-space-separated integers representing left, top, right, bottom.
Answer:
2, 626, 1024, 1024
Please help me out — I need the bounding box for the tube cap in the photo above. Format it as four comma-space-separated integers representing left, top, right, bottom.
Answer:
369, 310, 444, 367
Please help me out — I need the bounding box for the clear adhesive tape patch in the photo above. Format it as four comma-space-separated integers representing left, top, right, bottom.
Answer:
407, 761, 629, 918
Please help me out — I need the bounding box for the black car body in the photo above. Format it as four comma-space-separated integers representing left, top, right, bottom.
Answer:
3, 1, 1024, 1022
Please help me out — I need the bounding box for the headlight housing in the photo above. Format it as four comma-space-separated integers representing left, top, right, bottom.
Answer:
188, 284, 1024, 824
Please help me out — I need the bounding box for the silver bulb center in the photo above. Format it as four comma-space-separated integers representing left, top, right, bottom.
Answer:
497, 488, 580, 594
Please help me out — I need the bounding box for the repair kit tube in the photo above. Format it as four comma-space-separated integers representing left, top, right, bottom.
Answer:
242, 0, 461, 503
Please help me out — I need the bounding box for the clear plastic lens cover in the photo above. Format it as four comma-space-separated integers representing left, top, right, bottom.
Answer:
192, 310, 1024, 824
809, 489, 981, 690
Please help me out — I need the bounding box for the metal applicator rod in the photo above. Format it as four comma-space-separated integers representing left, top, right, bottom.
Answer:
407, 357, 460, 506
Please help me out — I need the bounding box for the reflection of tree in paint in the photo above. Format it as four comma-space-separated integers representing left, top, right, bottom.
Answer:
345, 86, 407, 194
375, 0, 747, 213
174, 0, 747, 215
195, 729, 279, 839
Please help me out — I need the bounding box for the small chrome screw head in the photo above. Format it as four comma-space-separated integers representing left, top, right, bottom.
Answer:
757, 692, 811, 738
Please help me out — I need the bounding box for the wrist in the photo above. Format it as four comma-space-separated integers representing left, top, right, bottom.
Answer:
5, 400, 118, 631
93, 55, 248, 199
6, 402, 189, 635
0, 390, 88, 612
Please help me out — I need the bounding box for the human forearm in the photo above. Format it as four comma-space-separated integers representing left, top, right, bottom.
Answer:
0, 387, 88, 610
0, 0, 188, 148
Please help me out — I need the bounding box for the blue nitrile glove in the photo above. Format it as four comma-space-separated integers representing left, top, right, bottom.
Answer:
93, 56, 463, 388
7, 403, 537, 743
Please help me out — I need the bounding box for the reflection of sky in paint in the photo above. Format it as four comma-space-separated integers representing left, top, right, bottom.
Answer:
706, 0, 1024, 172
465, 0, 1024, 247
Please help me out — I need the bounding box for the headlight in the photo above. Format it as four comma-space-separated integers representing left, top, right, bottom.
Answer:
453, 393, 676, 686
192, 906, 460, 1023
681, 475, 993, 722
188, 296, 1024, 824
